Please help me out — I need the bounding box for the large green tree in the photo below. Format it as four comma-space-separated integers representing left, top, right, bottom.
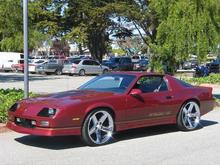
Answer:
0, 0, 52, 52
152, 0, 220, 72
64, 0, 115, 61
110, 0, 220, 73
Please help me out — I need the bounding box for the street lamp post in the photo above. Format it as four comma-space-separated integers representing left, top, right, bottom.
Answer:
23, 0, 29, 98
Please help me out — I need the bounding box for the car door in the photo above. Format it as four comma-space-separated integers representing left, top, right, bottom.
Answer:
91, 61, 102, 74
125, 75, 176, 122
82, 60, 93, 74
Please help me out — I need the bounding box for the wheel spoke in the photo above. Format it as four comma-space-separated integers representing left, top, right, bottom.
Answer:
184, 116, 188, 124
95, 130, 101, 144
89, 126, 96, 135
183, 107, 188, 114
189, 113, 197, 118
99, 114, 108, 123
188, 103, 194, 113
187, 118, 193, 128
101, 126, 113, 133
91, 115, 98, 125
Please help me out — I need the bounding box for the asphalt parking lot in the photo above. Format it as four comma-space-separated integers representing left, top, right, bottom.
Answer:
0, 72, 94, 94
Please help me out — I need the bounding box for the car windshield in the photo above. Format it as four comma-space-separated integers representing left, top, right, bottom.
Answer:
79, 74, 136, 93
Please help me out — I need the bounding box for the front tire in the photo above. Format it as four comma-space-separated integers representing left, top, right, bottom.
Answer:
79, 69, 85, 76
82, 109, 114, 146
55, 69, 62, 75
177, 101, 200, 131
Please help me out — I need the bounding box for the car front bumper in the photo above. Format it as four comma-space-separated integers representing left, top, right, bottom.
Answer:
7, 121, 81, 136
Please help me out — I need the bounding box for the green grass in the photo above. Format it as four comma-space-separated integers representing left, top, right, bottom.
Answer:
182, 73, 220, 85
0, 89, 35, 123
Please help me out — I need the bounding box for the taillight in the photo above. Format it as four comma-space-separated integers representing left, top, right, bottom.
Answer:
72, 64, 77, 68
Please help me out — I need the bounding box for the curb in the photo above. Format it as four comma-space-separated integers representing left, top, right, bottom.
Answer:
0, 123, 9, 133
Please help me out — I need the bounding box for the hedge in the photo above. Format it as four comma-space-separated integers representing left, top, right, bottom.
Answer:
0, 89, 34, 123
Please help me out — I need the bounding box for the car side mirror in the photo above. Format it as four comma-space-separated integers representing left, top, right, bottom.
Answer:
130, 89, 144, 102
130, 89, 142, 96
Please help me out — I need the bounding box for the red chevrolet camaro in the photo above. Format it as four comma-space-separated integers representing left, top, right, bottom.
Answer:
7, 72, 215, 146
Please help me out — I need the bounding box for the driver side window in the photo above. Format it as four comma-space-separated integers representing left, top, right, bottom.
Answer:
134, 76, 168, 93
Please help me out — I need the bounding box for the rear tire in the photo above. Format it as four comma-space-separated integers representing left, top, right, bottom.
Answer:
79, 69, 85, 76
177, 101, 200, 131
82, 109, 114, 146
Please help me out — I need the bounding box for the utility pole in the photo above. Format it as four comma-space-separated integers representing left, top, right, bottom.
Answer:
23, 0, 29, 98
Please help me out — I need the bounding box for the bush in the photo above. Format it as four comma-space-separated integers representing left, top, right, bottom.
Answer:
0, 89, 35, 123
183, 74, 220, 85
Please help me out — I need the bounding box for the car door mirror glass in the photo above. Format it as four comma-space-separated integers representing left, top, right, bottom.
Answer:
130, 89, 142, 96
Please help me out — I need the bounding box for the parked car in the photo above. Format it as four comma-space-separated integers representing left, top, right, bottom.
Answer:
182, 60, 198, 69
7, 72, 215, 146
194, 65, 209, 77
133, 59, 149, 71
29, 60, 47, 74
102, 57, 133, 71
63, 59, 109, 76
131, 55, 148, 63
36, 59, 64, 75
206, 58, 220, 73
11, 59, 24, 72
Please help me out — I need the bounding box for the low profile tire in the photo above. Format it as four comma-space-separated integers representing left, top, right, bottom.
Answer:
82, 109, 114, 146
177, 101, 200, 131
79, 69, 85, 76
102, 69, 108, 74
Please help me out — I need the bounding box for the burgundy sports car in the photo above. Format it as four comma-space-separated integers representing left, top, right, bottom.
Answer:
7, 72, 215, 146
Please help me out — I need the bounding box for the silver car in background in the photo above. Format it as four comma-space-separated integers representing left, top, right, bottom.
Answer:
62, 59, 109, 76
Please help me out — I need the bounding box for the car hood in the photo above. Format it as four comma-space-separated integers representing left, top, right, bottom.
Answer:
22, 90, 115, 108
16, 90, 116, 116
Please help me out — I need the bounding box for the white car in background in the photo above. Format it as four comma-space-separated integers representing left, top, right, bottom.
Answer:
29, 59, 47, 73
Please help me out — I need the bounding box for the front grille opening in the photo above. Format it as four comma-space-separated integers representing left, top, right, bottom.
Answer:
15, 118, 36, 128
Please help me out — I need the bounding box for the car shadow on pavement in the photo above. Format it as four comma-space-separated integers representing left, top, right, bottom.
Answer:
114, 119, 218, 142
15, 135, 85, 149
14, 119, 218, 150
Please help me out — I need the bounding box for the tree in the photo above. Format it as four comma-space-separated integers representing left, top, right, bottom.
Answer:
0, 0, 49, 52
111, 0, 220, 73
63, 0, 114, 61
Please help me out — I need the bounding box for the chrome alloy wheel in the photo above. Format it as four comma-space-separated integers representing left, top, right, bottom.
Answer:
87, 111, 114, 145
181, 101, 200, 130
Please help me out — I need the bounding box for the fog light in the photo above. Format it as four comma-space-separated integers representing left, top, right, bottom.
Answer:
40, 121, 49, 127
16, 118, 21, 122
31, 120, 36, 126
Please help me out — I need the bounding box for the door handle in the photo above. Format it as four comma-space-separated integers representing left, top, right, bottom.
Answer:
166, 96, 173, 99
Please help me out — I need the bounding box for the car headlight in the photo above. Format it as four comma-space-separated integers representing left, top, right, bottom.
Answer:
37, 107, 57, 117
9, 103, 20, 112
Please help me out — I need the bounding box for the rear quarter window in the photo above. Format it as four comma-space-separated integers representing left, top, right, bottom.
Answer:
175, 78, 193, 87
